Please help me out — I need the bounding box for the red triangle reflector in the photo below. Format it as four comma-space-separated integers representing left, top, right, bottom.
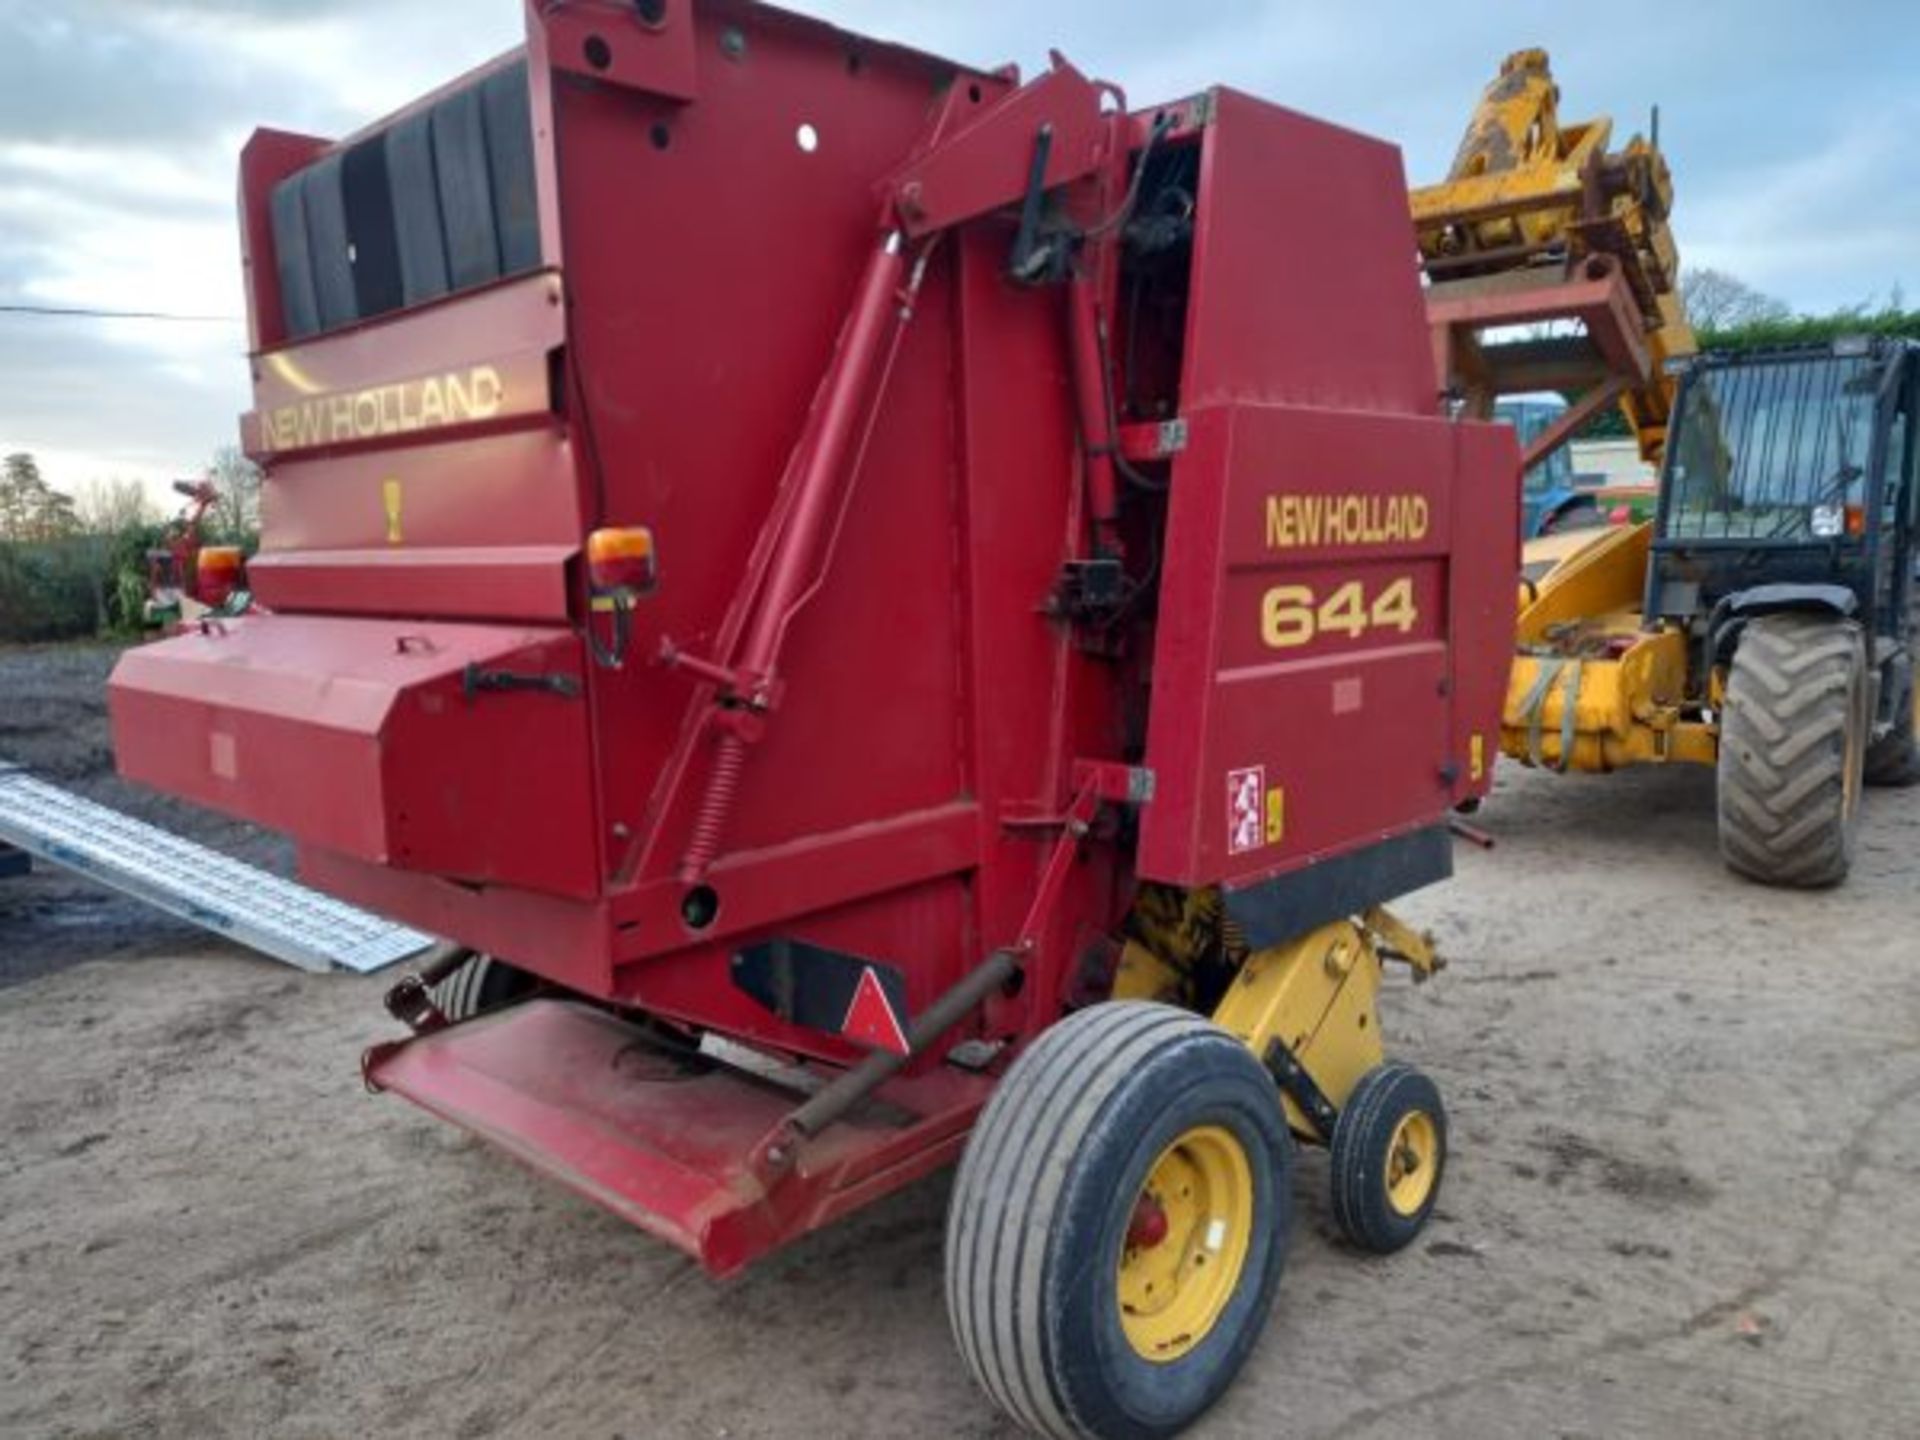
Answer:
842, 966, 910, 1056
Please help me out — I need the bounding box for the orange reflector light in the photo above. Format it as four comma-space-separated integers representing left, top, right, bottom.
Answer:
1845, 504, 1865, 537
587, 525, 658, 595
195, 545, 245, 607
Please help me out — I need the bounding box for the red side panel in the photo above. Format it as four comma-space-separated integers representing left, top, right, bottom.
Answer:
247, 545, 577, 622
1140, 405, 1512, 885
1180, 90, 1436, 416
1136, 86, 1520, 887
109, 616, 601, 898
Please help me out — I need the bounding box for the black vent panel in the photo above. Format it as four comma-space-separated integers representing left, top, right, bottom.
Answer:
270, 60, 541, 341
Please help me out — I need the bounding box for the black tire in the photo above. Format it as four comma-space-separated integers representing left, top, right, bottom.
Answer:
1865, 672, 1919, 787
1717, 614, 1868, 887
430, 953, 535, 1023
1329, 1062, 1447, 1254
945, 1002, 1291, 1440
1540, 499, 1604, 535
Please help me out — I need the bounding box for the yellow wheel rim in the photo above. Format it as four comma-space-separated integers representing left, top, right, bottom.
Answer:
1116, 1125, 1254, 1363
1385, 1110, 1439, 1217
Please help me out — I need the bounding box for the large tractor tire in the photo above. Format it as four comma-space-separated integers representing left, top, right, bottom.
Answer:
945, 1002, 1292, 1440
1717, 614, 1869, 887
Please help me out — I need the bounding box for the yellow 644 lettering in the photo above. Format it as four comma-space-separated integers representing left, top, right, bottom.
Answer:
1261, 576, 1417, 649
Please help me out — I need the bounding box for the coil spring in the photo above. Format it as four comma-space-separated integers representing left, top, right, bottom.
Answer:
678, 731, 747, 884
1219, 910, 1250, 966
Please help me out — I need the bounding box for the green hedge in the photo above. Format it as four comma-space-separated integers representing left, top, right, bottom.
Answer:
0, 523, 173, 643
1567, 308, 1920, 445
0, 539, 100, 642
1699, 307, 1920, 352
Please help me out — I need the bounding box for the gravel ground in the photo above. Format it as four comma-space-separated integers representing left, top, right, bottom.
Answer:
1, 655, 1917, 1438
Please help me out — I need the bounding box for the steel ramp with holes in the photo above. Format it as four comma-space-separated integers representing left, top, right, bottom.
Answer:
0, 764, 435, 974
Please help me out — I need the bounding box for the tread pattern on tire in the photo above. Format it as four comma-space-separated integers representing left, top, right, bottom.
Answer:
1718, 614, 1865, 887
1328, 1061, 1444, 1253
944, 1002, 1216, 1440
431, 954, 505, 1023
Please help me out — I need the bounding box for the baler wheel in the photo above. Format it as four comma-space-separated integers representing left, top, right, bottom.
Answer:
431, 954, 536, 1024
945, 1002, 1291, 1439
1328, 1062, 1447, 1254
1717, 614, 1868, 887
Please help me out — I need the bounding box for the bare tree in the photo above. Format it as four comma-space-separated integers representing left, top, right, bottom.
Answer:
1681, 266, 1790, 331
74, 477, 158, 534
65, 478, 159, 631
207, 444, 262, 539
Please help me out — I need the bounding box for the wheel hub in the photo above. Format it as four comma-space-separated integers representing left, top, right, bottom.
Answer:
1116, 1124, 1254, 1362
1384, 1109, 1438, 1216
1126, 1192, 1170, 1250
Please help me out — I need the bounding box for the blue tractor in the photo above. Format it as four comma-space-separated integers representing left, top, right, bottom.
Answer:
1500, 396, 1601, 537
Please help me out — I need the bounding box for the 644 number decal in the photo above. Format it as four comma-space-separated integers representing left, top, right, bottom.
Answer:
1261, 576, 1416, 650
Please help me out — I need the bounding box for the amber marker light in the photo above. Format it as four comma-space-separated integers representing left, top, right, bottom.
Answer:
195, 546, 245, 607
587, 526, 658, 596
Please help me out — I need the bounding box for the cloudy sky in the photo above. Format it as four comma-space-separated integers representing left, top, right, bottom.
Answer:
2, 0, 1914, 503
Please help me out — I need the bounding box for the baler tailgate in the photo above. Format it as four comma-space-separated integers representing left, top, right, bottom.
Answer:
365, 1001, 988, 1276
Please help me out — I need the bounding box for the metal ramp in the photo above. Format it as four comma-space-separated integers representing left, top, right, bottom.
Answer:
0, 764, 435, 974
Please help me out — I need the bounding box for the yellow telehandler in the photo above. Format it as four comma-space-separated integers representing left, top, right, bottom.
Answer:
1415, 52, 1919, 886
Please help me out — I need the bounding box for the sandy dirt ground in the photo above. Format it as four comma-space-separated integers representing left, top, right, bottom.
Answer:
2, 647, 1918, 1437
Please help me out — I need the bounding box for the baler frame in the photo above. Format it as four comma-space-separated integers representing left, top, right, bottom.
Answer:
111, 5, 1521, 1431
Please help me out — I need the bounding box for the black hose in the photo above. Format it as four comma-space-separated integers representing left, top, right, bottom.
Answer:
1081, 111, 1174, 241
584, 595, 632, 669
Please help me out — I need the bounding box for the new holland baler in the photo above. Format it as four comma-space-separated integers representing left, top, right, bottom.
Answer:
109, 3, 1518, 1433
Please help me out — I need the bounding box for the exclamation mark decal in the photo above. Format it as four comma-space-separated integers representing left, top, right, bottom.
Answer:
382, 478, 403, 544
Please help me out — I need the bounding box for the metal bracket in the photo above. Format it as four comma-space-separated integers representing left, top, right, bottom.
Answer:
1117, 418, 1188, 462
380, 945, 473, 1035
1072, 759, 1155, 804
1261, 1036, 1339, 1137
1008, 123, 1060, 283
1361, 905, 1443, 981
381, 974, 447, 1036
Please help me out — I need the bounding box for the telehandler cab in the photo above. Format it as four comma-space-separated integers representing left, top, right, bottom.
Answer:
1506, 339, 1919, 884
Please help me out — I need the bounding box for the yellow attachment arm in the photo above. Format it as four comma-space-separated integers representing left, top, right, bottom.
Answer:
1413, 49, 1611, 256
1211, 921, 1385, 1141
1411, 49, 1697, 465
1360, 906, 1442, 981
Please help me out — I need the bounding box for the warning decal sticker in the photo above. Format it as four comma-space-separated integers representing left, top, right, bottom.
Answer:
842, 965, 911, 1056
1227, 765, 1265, 855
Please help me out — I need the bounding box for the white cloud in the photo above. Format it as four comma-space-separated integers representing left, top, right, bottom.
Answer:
1, 0, 1914, 506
